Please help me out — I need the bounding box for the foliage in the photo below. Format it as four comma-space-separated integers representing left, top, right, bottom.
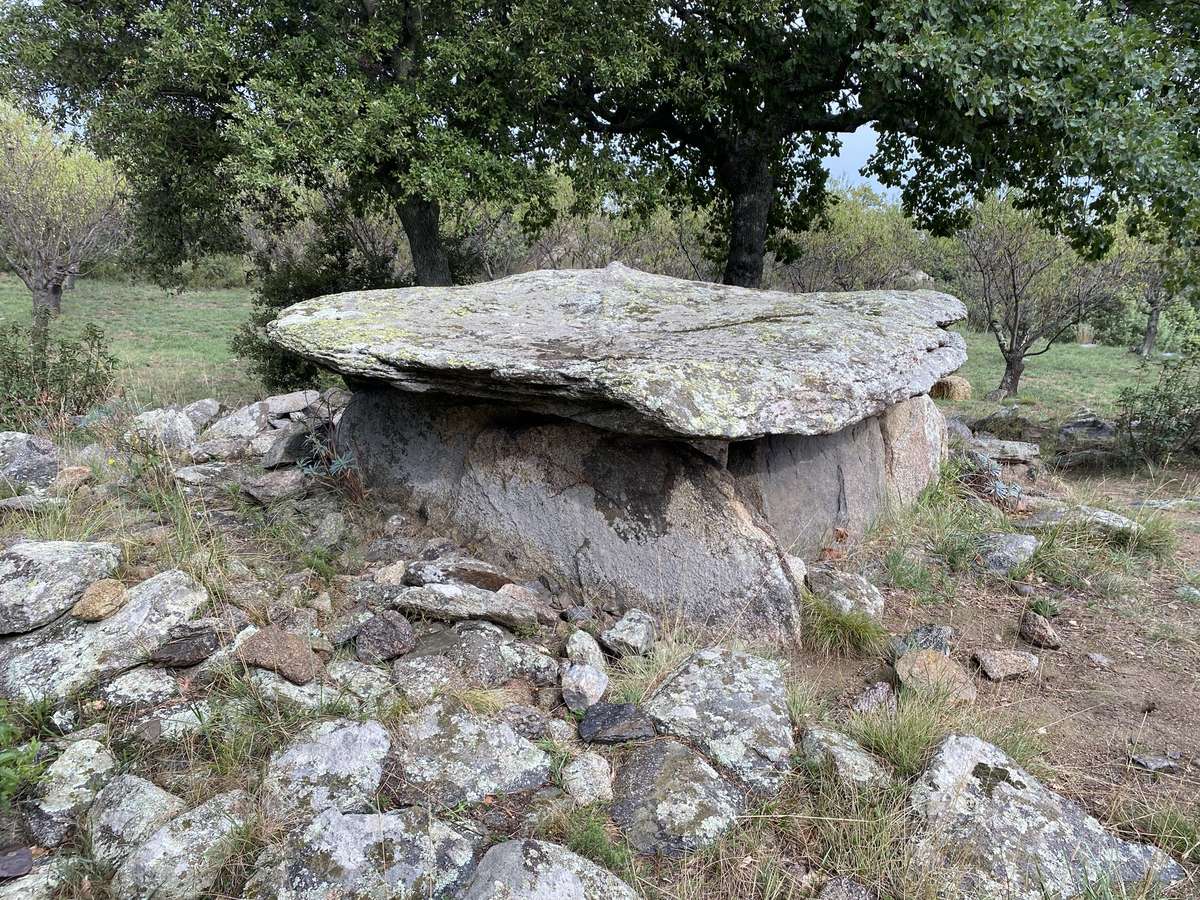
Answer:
0, 701, 43, 808
0, 320, 118, 431
1116, 348, 1200, 464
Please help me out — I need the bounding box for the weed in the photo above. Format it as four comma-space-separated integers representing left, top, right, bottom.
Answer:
1111, 798, 1199, 865
0, 701, 44, 807
607, 629, 702, 705
1026, 596, 1062, 618
801, 593, 888, 656
785, 681, 829, 727
537, 803, 640, 884
883, 548, 954, 604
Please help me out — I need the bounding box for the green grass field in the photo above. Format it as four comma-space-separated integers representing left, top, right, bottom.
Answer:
0, 273, 260, 406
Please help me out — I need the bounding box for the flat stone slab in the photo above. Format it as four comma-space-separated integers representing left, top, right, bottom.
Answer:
268, 263, 966, 439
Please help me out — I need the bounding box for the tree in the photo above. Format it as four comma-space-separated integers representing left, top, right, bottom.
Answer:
0, 104, 126, 352
0, 1, 565, 287
535, 0, 1199, 287
957, 196, 1128, 397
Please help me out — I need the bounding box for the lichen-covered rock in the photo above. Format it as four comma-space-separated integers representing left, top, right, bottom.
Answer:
200, 391, 319, 442
325, 659, 401, 711
461, 839, 638, 900
805, 566, 885, 622
0, 858, 73, 899
27, 739, 116, 846
355, 610, 416, 663
1022, 503, 1143, 540
911, 735, 1186, 899
799, 726, 889, 788
880, 394, 947, 506
973, 649, 1039, 681
181, 398, 221, 431
894, 650, 977, 703
599, 610, 656, 658
611, 739, 744, 857
85, 775, 186, 867
0, 432, 58, 493
578, 703, 655, 744
561, 753, 613, 805
887, 624, 955, 662
0, 570, 209, 702
566, 630, 607, 671
391, 654, 463, 706
411, 621, 558, 688
262, 719, 390, 818
978, 533, 1039, 576
124, 409, 197, 451
112, 790, 250, 899
0, 541, 121, 634
268, 264, 966, 440
241, 467, 309, 504
645, 647, 793, 792
245, 807, 482, 899
561, 663, 608, 713
387, 702, 551, 809
99, 667, 180, 709
397, 554, 513, 592
384, 582, 539, 631
819, 876, 876, 900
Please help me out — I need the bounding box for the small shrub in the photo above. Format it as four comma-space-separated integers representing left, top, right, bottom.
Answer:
1116, 350, 1200, 464
0, 701, 44, 807
0, 322, 118, 431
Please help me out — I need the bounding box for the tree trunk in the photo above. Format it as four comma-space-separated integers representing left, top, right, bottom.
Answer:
33, 282, 63, 316
30, 289, 56, 380
719, 150, 775, 289
398, 196, 453, 287
997, 354, 1025, 398
1137, 301, 1162, 358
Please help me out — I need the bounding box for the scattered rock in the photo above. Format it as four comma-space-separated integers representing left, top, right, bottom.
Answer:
566, 629, 606, 671
931, 374, 972, 401
262, 719, 390, 818
598, 609, 656, 657
805, 566, 885, 621
128, 701, 212, 743
27, 739, 116, 847
578, 703, 656, 744
911, 735, 1185, 898
241, 467, 309, 504
305, 510, 346, 551
85, 775, 187, 867
973, 649, 1039, 681
124, 409, 197, 451
0, 432, 58, 492
611, 738, 744, 857
236, 625, 322, 685
355, 610, 416, 663
0, 540, 121, 634
497, 704, 556, 741
1131, 754, 1182, 776
894, 650, 977, 703
1086, 652, 1113, 669
851, 681, 897, 715
413, 621, 558, 688
562, 753, 614, 805
819, 877, 876, 900
400, 554, 514, 592
325, 659, 401, 711
1019, 610, 1062, 650
1022, 503, 1143, 540
978, 533, 1039, 576
799, 725, 890, 788
260, 423, 310, 469
391, 654, 464, 706
181, 398, 221, 431
100, 667, 179, 709
200, 391, 318, 442
971, 436, 1041, 469
112, 790, 250, 900
70, 578, 128, 622
385, 582, 540, 631
460, 839, 638, 900
51, 465, 93, 496
561, 663, 608, 713
387, 702, 551, 809
149, 621, 220, 667
645, 647, 793, 792
245, 807, 482, 899
0, 847, 32, 880
887, 624, 955, 661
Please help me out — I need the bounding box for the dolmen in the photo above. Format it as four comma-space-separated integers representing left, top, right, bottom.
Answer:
269, 263, 966, 644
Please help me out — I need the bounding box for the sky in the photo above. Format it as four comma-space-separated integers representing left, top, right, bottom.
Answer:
824, 124, 890, 194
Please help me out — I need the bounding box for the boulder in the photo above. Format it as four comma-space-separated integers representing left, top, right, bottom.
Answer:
0, 541, 121, 635
598, 610, 656, 658
85, 775, 187, 867
181, 398, 221, 431
383, 582, 540, 632
386, 702, 551, 809
611, 738, 745, 856
261, 719, 390, 818
578, 703, 656, 744
911, 735, 1186, 898
645, 647, 793, 792
123, 409, 197, 451
805, 566, 885, 622
0, 570, 209, 702
112, 790, 250, 899
799, 725, 890, 788
461, 839, 638, 900
0, 432, 58, 492
27, 739, 116, 847
879, 393, 947, 506
245, 807, 482, 899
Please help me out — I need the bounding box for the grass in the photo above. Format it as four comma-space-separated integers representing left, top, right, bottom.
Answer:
0, 273, 258, 406
801, 592, 889, 656
1111, 798, 1200, 865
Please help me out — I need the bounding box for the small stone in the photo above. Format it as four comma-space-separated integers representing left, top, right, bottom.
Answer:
70, 578, 128, 622
325, 659, 401, 711
85, 775, 187, 867
241, 467, 309, 504
384, 581, 540, 631
563, 605, 595, 624
237, 625, 322, 684
561, 663, 608, 713
1131, 754, 1182, 776
260, 423, 310, 469
0, 431, 59, 492
51, 465, 93, 496
460, 839, 638, 900
973, 649, 1039, 681
799, 725, 890, 788
578, 703, 656, 744
391, 654, 464, 706
498, 704, 554, 741
306, 510, 346, 550
979, 533, 1039, 576
806, 565, 885, 621
400, 554, 513, 592
894, 649, 977, 703
149, 621, 220, 667
851, 681, 897, 715
1019, 610, 1062, 649
261, 719, 391, 818
562, 752, 614, 805
355, 610, 416, 663
1086, 652, 1112, 669
0, 847, 32, 880
566, 629, 607, 671
0, 540, 121, 635
820, 876, 876, 900
99, 668, 179, 709
599, 609, 656, 657
887, 624, 955, 661
128, 701, 212, 743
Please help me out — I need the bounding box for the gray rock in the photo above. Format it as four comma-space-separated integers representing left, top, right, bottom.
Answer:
149, 621, 219, 667
0, 570, 209, 702
561, 753, 613, 805
99, 668, 180, 709
851, 681, 897, 715
181, 398, 221, 431
123, 409, 197, 451
0, 495, 65, 514
385, 582, 540, 631
799, 726, 889, 788
879, 393, 947, 507
0, 540, 121, 635
578, 703, 655, 744
461, 839, 638, 900
0, 432, 58, 492
566, 629, 607, 671
805, 566, 885, 622
911, 735, 1185, 899
27, 739, 116, 846
887, 624, 955, 661
85, 775, 186, 867
391, 654, 464, 706
1131, 754, 1182, 776
561, 663, 608, 713
412, 621, 558, 688
324, 659, 401, 711
399, 554, 514, 592
645, 647, 793, 792
355, 610, 416, 663
894, 650, 977, 703
200, 391, 319, 442
268, 263, 966, 439
971, 436, 1041, 468
599, 610, 656, 657
973, 649, 1039, 681
305, 510, 346, 551
1019, 610, 1062, 650
261, 719, 390, 818
1022, 503, 1143, 540
127, 701, 212, 743
242, 467, 309, 504
978, 533, 1039, 576
819, 877, 875, 900
611, 738, 744, 857
261, 423, 310, 469
0, 858, 73, 899
245, 807, 482, 899
387, 702, 551, 809
112, 790, 250, 899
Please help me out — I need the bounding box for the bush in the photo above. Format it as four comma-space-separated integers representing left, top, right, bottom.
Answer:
0, 322, 119, 431
0, 702, 43, 808
1116, 350, 1200, 463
